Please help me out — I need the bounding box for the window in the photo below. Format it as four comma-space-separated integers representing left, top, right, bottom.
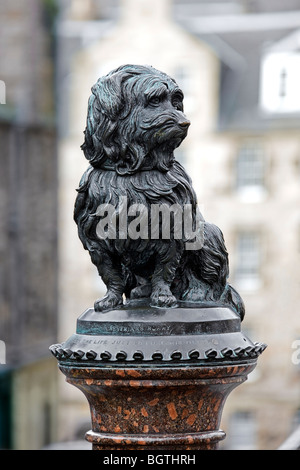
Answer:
260, 52, 300, 114
235, 231, 262, 291
236, 142, 265, 200
226, 411, 257, 450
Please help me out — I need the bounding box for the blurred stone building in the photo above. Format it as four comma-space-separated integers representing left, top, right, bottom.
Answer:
54, 0, 300, 450
2, 0, 300, 450
0, 0, 58, 449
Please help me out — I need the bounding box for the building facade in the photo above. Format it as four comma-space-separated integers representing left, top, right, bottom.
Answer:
54, 0, 300, 450
0, 0, 58, 449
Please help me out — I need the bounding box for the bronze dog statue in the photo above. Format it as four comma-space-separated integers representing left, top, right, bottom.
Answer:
74, 64, 244, 319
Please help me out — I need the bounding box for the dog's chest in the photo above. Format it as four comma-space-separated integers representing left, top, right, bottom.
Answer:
94, 165, 196, 207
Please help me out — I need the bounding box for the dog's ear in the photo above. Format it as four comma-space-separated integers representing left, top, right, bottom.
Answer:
92, 72, 125, 120
81, 73, 128, 166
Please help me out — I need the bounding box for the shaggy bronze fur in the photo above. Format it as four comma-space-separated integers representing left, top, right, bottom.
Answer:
74, 65, 244, 319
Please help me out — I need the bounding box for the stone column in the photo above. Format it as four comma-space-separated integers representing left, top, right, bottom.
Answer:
51, 303, 266, 450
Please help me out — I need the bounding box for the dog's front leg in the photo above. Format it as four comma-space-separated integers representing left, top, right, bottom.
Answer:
93, 251, 125, 312
150, 242, 182, 308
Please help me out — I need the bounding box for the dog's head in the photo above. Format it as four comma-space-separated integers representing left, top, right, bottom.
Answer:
81, 65, 190, 175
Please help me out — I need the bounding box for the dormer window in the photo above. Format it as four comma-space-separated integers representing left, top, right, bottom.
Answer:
279, 68, 287, 98
260, 51, 300, 114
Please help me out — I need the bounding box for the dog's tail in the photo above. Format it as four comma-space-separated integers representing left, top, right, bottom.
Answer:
221, 284, 245, 321
195, 222, 229, 290
187, 222, 245, 319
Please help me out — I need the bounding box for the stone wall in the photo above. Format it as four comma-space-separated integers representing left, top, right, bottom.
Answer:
0, 121, 58, 366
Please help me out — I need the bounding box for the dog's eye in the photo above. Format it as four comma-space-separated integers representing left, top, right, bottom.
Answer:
172, 99, 183, 111
148, 97, 160, 106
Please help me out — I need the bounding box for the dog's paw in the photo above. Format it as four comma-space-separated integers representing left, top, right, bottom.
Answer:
94, 293, 123, 312
130, 283, 152, 300
151, 287, 178, 308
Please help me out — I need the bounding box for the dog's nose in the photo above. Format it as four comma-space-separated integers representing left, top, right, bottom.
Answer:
179, 120, 190, 128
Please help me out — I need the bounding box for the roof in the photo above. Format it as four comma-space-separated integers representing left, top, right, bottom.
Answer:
173, 3, 300, 131
56, 1, 300, 133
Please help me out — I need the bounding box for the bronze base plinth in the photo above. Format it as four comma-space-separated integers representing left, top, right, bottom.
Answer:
59, 361, 256, 450
51, 304, 266, 450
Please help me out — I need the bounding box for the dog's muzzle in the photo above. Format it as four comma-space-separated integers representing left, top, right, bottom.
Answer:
141, 111, 190, 131
177, 119, 190, 136
178, 119, 190, 129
